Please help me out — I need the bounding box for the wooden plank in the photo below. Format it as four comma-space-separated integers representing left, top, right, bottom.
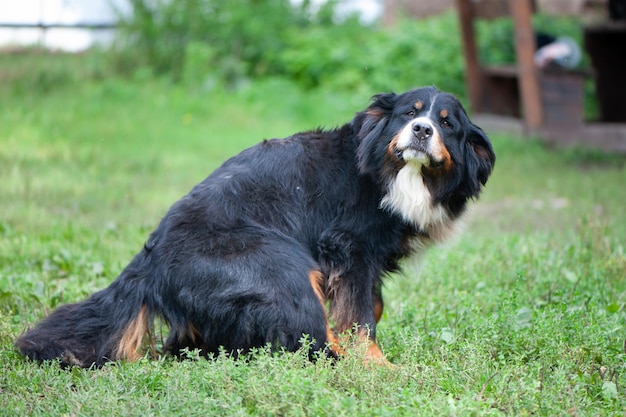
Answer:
468, 0, 510, 19
456, 0, 483, 113
580, 124, 626, 153
542, 124, 626, 153
482, 65, 519, 77
509, 0, 542, 131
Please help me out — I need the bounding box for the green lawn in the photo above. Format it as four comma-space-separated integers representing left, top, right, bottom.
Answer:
1, 73, 625, 416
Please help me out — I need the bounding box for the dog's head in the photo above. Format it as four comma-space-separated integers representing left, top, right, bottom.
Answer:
354, 87, 495, 219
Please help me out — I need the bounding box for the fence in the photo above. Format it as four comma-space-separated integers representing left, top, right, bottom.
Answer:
0, 21, 118, 51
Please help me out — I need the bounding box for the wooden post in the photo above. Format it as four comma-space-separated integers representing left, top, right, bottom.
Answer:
456, 0, 482, 113
510, 0, 542, 131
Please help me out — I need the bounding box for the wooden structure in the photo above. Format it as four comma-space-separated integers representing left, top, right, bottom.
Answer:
455, 0, 626, 153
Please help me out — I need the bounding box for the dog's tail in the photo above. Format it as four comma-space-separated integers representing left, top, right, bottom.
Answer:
15, 258, 152, 368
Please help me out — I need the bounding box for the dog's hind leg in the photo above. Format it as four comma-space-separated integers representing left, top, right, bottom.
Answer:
159, 235, 330, 360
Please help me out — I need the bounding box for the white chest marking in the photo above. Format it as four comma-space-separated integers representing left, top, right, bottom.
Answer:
380, 164, 461, 243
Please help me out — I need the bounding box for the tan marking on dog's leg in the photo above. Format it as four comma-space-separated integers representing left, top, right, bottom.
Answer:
373, 297, 384, 324
186, 321, 202, 344
116, 305, 149, 362
358, 327, 393, 367
309, 270, 345, 356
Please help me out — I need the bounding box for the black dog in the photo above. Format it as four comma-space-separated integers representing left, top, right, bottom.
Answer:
15, 87, 495, 367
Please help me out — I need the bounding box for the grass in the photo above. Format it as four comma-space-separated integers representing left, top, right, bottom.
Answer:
1, 56, 625, 416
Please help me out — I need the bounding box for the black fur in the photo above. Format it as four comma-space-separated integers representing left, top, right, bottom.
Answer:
15, 87, 495, 367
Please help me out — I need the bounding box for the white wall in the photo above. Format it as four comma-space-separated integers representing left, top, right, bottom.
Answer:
0, 0, 128, 51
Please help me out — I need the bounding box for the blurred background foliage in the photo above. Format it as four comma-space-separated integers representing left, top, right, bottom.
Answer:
110, 0, 586, 94
108, 0, 466, 96
1, 0, 589, 105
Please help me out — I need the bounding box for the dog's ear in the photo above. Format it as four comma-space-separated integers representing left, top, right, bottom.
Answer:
351, 93, 396, 140
367, 92, 397, 116
465, 124, 496, 194
355, 92, 396, 174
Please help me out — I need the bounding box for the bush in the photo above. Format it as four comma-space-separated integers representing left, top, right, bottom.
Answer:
111, 1, 467, 96
112, 0, 325, 84
269, 13, 465, 97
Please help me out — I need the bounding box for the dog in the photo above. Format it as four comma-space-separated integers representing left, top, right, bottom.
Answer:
15, 86, 495, 367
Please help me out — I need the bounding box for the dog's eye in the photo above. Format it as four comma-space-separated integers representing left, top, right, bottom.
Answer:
440, 119, 452, 128
405, 110, 416, 117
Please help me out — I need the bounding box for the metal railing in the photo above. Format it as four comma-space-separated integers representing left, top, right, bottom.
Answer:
0, 22, 117, 29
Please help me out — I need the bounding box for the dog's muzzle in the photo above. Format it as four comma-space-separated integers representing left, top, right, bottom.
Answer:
410, 121, 433, 153
393, 118, 438, 165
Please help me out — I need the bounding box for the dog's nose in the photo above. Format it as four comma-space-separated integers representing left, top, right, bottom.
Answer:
412, 122, 433, 141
